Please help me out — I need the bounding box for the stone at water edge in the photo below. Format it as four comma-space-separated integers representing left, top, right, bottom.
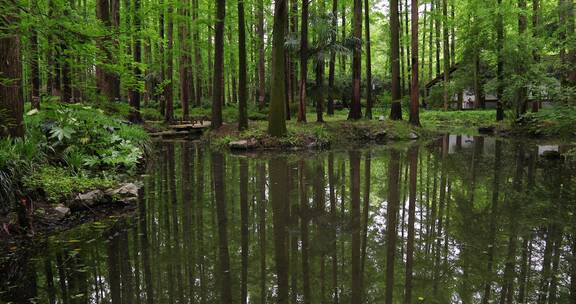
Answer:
379, 116, 385, 121
73, 190, 106, 207
229, 138, 258, 150
106, 183, 142, 202
53, 205, 70, 220
409, 132, 419, 140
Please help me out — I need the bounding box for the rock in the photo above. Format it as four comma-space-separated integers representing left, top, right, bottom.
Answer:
229, 138, 258, 150
379, 116, 385, 121
53, 205, 70, 220
409, 132, 419, 140
106, 183, 141, 203
73, 190, 106, 207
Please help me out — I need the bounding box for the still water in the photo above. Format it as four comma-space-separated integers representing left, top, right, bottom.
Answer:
1, 136, 576, 304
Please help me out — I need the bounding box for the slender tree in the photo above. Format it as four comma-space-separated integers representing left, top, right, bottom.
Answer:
390, 0, 403, 120
211, 0, 225, 129
238, 0, 248, 130
298, 0, 309, 123
348, 0, 362, 120
257, 0, 266, 109
496, 0, 505, 121
364, 0, 373, 119
129, 0, 143, 123
442, 0, 450, 110
0, 14, 24, 138
327, 0, 338, 115
409, 0, 420, 126
164, 0, 175, 122
268, 0, 288, 136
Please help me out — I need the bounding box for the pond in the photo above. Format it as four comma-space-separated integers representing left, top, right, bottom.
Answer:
1, 136, 575, 303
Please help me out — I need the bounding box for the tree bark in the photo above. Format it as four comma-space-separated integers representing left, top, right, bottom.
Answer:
364, 0, 373, 119
164, 0, 174, 122
0, 15, 24, 138
442, 0, 450, 110
257, 0, 266, 109
238, 0, 249, 130
390, 0, 403, 120
327, 0, 337, 116
298, 0, 308, 122
409, 0, 420, 126
129, 0, 143, 123
348, 0, 363, 120
211, 0, 225, 129
268, 0, 288, 136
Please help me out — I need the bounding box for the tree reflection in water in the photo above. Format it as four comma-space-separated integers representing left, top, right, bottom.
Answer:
1, 136, 575, 304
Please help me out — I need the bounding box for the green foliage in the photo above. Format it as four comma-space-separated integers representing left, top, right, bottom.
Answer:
23, 166, 115, 203
518, 106, 576, 138
0, 102, 149, 212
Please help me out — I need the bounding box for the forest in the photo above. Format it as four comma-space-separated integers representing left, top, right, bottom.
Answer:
0, 0, 575, 302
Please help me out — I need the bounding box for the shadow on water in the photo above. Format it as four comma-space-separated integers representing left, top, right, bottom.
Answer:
1, 136, 576, 303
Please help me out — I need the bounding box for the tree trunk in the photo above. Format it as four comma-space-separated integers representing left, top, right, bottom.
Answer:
164, 0, 174, 122
257, 0, 266, 109
442, 0, 450, 110
178, 0, 192, 121
211, 0, 225, 129
30, 16, 41, 110
315, 56, 325, 122
193, 0, 203, 106
129, 0, 143, 123
298, 0, 308, 122
268, 0, 288, 136
364, 0, 373, 119
327, 0, 337, 116
409, 0, 420, 126
390, 0, 403, 120
496, 0, 504, 121
348, 0, 363, 120
238, 0, 249, 130
0, 15, 24, 138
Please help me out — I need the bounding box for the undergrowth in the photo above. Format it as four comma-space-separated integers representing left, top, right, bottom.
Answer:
0, 102, 150, 211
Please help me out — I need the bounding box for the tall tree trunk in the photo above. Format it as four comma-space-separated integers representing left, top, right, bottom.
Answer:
0, 15, 24, 138
257, 0, 266, 109
238, 0, 249, 130
129, 0, 143, 123
327, 0, 337, 116
298, 0, 308, 122
531, 0, 540, 112
496, 0, 505, 121
390, 0, 403, 120
404, 0, 411, 93
442, 0, 450, 110
516, 0, 528, 117
178, 0, 192, 121
164, 0, 174, 122
364, 0, 373, 119
211, 0, 225, 129
409, 0, 420, 126
30, 14, 41, 110
268, 0, 288, 136
315, 55, 325, 122
348, 0, 363, 120
193, 0, 203, 106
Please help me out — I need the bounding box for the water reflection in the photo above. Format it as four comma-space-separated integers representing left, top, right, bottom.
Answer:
1, 137, 576, 303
